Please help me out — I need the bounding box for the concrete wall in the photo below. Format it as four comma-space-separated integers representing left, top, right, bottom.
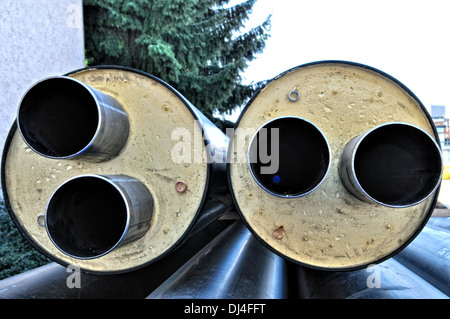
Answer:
0, 0, 85, 198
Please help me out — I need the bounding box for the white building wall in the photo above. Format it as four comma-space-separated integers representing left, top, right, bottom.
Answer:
0, 0, 85, 198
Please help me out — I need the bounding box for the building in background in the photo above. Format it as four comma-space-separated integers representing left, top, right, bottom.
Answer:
0, 1, 85, 200
431, 105, 450, 179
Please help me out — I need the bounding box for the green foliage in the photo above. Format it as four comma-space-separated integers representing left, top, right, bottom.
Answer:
0, 200, 49, 280
83, 0, 271, 130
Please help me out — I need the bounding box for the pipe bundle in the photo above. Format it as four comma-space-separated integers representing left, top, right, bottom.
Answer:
1, 61, 444, 278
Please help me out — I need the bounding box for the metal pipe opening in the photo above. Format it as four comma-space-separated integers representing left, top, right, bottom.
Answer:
17, 76, 129, 162
339, 122, 443, 208
248, 116, 331, 198
45, 175, 153, 259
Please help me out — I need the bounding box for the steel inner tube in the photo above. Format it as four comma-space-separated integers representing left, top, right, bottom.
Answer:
248, 116, 330, 198
17, 76, 129, 161
45, 175, 153, 259
340, 122, 443, 207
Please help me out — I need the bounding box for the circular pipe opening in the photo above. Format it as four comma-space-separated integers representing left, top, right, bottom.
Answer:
46, 176, 129, 259
248, 117, 331, 198
17, 77, 100, 158
353, 123, 442, 207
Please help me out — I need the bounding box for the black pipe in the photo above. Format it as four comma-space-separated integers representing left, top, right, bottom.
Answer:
393, 224, 450, 296
147, 221, 288, 299
0, 220, 233, 299
426, 216, 450, 231
293, 258, 448, 299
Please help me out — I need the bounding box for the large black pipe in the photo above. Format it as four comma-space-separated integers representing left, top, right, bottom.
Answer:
147, 221, 288, 299
426, 216, 450, 231
293, 258, 448, 299
292, 221, 450, 298
0, 220, 233, 299
393, 224, 450, 296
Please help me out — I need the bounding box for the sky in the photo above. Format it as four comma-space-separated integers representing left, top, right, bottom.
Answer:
223, 0, 450, 121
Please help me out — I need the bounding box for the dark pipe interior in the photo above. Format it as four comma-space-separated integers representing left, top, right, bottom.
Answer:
46, 176, 127, 258
354, 124, 442, 206
18, 77, 99, 157
249, 117, 330, 197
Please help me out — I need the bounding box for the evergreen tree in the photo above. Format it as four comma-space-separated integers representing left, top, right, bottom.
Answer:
83, 0, 271, 130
